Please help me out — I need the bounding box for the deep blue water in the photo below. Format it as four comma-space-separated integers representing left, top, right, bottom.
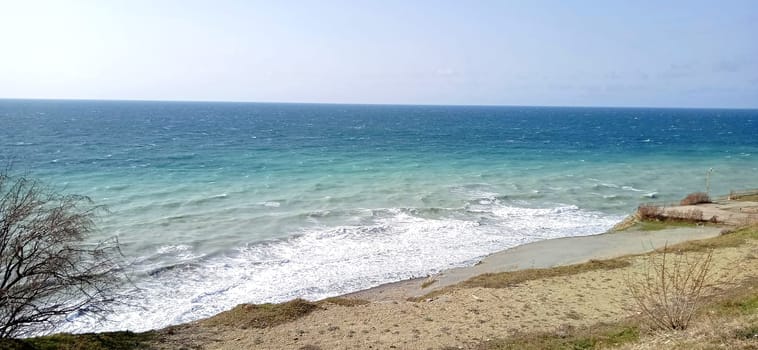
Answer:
1, 99, 757, 332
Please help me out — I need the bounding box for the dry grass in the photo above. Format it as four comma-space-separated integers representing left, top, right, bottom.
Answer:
202, 299, 319, 329
634, 220, 699, 231
680, 192, 711, 206
665, 225, 758, 253
475, 322, 641, 350
420, 278, 437, 289
411, 258, 631, 301
318, 297, 370, 307
463, 258, 631, 289
469, 228, 758, 350
468, 278, 758, 350
735, 194, 758, 201
728, 190, 758, 202
610, 215, 639, 232
0, 332, 156, 350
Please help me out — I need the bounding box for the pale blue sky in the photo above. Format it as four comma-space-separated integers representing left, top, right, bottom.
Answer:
1, 0, 756, 108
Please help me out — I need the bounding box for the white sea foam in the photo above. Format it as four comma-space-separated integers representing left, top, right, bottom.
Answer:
53, 202, 621, 334
621, 186, 644, 192
155, 244, 192, 255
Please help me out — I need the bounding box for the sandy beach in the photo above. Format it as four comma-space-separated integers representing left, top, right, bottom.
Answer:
347, 225, 724, 302
140, 198, 758, 350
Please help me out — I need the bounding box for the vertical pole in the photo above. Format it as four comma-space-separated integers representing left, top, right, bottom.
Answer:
705, 168, 713, 196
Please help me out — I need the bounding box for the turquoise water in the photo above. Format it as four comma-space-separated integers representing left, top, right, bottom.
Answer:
1, 100, 757, 332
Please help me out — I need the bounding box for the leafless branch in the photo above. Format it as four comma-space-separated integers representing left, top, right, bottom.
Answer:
0, 170, 124, 338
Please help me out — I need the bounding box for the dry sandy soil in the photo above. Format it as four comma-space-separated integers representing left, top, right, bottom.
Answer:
154, 200, 758, 350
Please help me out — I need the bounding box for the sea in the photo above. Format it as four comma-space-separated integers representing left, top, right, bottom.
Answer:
1, 99, 756, 333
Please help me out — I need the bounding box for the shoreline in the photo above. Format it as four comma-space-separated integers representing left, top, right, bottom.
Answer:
345, 199, 758, 302
7, 196, 758, 349
191, 198, 757, 350
345, 224, 724, 302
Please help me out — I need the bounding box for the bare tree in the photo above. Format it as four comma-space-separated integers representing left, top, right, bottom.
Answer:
0, 170, 123, 338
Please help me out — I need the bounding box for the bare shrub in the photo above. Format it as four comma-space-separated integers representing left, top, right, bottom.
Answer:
666, 208, 704, 222
0, 171, 123, 337
627, 247, 715, 330
737, 214, 758, 227
680, 192, 711, 206
637, 204, 664, 221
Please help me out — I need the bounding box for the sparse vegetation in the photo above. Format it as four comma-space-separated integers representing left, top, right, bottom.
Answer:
319, 297, 369, 307
463, 259, 630, 289
733, 325, 758, 340
0, 331, 154, 350
420, 278, 437, 289
707, 278, 758, 318
637, 204, 665, 221
626, 247, 715, 330
680, 192, 711, 206
203, 298, 319, 329
470, 273, 758, 350
666, 225, 758, 252
634, 203, 716, 227
411, 258, 631, 301
666, 208, 704, 222
475, 323, 640, 350
729, 190, 758, 202
198, 296, 368, 330
634, 220, 699, 231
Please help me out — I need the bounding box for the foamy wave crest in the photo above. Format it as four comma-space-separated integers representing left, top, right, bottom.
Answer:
53, 202, 621, 334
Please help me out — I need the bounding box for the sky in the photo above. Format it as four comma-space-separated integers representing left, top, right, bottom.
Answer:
0, 0, 756, 108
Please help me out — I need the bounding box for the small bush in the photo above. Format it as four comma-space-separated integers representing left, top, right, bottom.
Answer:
627, 247, 715, 330
667, 208, 704, 222
637, 204, 664, 220
680, 192, 711, 206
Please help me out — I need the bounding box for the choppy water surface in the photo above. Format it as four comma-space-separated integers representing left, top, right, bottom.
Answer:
1, 100, 756, 332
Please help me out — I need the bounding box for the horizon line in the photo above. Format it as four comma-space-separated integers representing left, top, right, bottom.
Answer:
1, 97, 756, 111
